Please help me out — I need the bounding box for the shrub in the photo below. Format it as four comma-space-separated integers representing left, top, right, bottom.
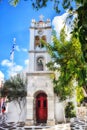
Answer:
65, 102, 76, 118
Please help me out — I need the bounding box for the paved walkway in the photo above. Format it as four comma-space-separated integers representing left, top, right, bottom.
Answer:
0, 123, 71, 130
0, 113, 87, 130
44, 123, 70, 130
0, 113, 71, 130
70, 118, 87, 130
0, 121, 87, 130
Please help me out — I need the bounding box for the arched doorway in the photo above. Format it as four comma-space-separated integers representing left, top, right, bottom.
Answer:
36, 92, 47, 123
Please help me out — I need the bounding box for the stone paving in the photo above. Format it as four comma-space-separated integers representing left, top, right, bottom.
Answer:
0, 113, 87, 130
0, 113, 71, 130
0, 122, 71, 130
0, 121, 87, 130
70, 118, 87, 130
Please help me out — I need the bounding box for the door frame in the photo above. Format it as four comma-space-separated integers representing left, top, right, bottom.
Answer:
34, 91, 48, 124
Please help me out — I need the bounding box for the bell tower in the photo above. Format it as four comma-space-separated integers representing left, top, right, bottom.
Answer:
29, 15, 52, 72
26, 16, 55, 126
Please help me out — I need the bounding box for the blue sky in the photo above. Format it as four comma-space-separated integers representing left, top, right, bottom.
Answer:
0, 1, 65, 80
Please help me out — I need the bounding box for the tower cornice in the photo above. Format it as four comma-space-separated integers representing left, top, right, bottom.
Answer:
26, 71, 54, 76
30, 26, 52, 29
28, 50, 48, 53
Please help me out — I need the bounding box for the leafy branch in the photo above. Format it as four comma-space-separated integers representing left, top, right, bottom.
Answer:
44, 28, 86, 100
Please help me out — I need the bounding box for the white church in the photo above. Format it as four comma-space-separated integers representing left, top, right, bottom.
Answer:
26, 16, 55, 125
7, 16, 66, 125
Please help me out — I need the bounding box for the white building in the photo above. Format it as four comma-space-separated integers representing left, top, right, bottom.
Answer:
26, 16, 65, 125
7, 16, 65, 125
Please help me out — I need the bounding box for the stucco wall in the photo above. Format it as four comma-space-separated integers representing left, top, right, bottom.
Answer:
27, 72, 54, 97
7, 99, 26, 122
26, 72, 55, 125
54, 95, 66, 123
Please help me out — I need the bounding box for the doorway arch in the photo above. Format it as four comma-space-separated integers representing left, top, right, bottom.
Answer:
36, 92, 48, 123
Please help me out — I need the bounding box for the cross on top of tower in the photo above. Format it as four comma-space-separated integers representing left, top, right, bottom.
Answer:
39, 15, 44, 21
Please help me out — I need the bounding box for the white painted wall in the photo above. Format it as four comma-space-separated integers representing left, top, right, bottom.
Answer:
54, 95, 66, 123
7, 100, 26, 122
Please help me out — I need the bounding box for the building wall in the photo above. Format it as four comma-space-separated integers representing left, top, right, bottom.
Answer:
54, 95, 66, 123
7, 100, 26, 122
6, 17, 66, 124
26, 72, 55, 125
6, 93, 66, 124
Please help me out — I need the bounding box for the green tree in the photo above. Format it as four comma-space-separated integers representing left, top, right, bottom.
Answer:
0, 74, 27, 121
7, 0, 84, 12
0, 74, 27, 106
43, 28, 86, 100
31, 0, 87, 93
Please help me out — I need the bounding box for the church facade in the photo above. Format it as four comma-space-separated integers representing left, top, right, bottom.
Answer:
25, 16, 65, 125
6, 17, 65, 125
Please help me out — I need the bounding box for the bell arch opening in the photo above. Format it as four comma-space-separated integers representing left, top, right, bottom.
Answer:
36, 57, 44, 71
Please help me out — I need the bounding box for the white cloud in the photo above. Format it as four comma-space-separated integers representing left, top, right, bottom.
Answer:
8, 65, 23, 77
15, 45, 27, 52
1, 59, 12, 67
52, 11, 77, 40
15, 45, 20, 51
1, 59, 23, 78
21, 48, 27, 52
13, 65, 23, 72
8, 71, 17, 77
12, 44, 27, 52
52, 12, 69, 37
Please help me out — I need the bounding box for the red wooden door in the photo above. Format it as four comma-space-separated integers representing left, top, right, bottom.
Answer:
36, 93, 47, 123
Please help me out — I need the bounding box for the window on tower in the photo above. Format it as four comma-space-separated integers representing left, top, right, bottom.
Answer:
41, 35, 46, 42
35, 36, 40, 47
36, 57, 44, 71
35, 35, 47, 49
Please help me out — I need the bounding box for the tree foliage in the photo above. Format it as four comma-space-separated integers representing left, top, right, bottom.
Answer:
43, 28, 86, 100
76, 86, 84, 105
7, 0, 86, 12
0, 74, 27, 102
74, 2, 87, 63
9, 0, 20, 6
65, 102, 76, 118
29, 0, 87, 93
0, 74, 27, 121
